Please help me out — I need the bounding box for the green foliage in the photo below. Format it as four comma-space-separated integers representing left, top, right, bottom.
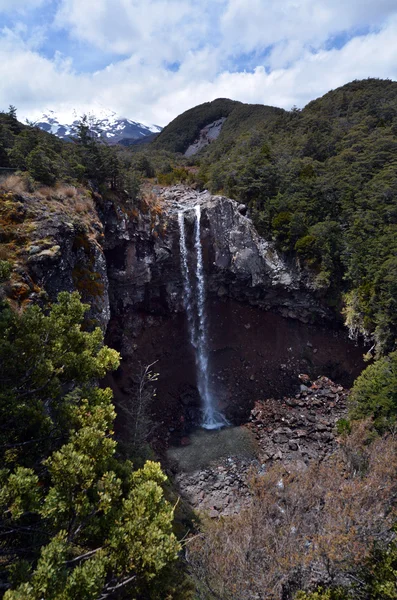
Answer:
359, 538, 397, 599
336, 418, 352, 436
157, 166, 192, 185
153, 98, 240, 153
26, 146, 60, 185
124, 169, 142, 201
190, 79, 397, 351
295, 588, 350, 600
295, 537, 397, 600
135, 154, 155, 178
349, 350, 397, 431
0, 291, 119, 460
0, 293, 182, 598
0, 259, 12, 281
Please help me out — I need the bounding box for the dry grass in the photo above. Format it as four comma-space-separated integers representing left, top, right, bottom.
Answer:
0, 174, 29, 194
140, 190, 163, 214
188, 422, 397, 600
36, 183, 97, 222
37, 183, 77, 201
139, 190, 166, 234
0, 246, 10, 260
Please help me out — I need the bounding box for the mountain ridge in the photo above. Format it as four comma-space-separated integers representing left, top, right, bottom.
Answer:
35, 108, 162, 144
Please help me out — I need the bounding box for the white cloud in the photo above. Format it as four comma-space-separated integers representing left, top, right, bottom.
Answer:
0, 0, 48, 14
1, 1, 397, 125
55, 0, 213, 64
221, 0, 397, 58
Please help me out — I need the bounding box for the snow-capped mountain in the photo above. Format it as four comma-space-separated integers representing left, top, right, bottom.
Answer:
35, 108, 162, 145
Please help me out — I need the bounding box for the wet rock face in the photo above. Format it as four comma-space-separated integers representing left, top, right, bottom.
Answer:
104, 185, 333, 355
103, 185, 365, 433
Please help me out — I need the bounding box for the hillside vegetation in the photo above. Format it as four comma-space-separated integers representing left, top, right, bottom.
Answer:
153, 98, 241, 153
173, 79, 397, 356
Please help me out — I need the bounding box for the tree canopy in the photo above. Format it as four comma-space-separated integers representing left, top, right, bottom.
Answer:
0, 293, 181, 598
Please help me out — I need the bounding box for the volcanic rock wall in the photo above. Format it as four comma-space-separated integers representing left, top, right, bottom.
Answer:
100, 186, 365, 431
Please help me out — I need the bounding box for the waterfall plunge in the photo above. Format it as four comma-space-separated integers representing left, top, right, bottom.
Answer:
178, 206, 228, 430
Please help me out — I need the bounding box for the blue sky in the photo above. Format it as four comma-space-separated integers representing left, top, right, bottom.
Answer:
0, 0, 397, 126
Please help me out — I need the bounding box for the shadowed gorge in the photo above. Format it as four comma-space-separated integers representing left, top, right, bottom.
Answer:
103, 186, 366, 446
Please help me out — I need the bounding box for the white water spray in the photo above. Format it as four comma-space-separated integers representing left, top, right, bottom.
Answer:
178, 206, 228, 430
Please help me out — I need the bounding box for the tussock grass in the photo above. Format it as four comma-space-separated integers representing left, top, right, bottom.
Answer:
0, 174, 29, 194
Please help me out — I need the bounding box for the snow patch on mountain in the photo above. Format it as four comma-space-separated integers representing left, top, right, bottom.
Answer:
35, 107, 162, 144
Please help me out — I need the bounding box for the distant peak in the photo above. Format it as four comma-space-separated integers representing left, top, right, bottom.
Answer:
34, 107, 162, 144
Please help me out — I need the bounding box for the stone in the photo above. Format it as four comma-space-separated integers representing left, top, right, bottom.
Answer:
37, 245, 61, 258
299, 374, 311, 383
273, 433, 289, 444
295, 429, 307, 438
316, 423, 328, 432
286, 398, 298, 407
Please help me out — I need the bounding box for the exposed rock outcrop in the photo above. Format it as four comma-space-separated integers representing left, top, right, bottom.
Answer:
104, 185, 332, 349
0, 188, 110, 331
184, 118, 226, 157
158, 186, 329, 322
170, 376, 349, 517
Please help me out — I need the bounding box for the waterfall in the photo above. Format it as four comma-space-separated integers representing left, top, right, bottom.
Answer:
178, 205, 228, 430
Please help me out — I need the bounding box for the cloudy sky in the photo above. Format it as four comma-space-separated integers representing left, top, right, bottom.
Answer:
1, 0, 397, 126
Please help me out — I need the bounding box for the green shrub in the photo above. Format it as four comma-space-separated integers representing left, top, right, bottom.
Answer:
26, 146, 60, 185
0, 259, 12, 281
295, 588, 350, 600
349, 350, 397, 431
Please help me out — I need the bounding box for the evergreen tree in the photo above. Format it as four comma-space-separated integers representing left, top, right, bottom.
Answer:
0, 294, 181, 597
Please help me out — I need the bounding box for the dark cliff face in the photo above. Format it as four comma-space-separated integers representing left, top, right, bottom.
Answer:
3, 185, 364, 433
99, 186, 366, 435
103, 185, 333, 347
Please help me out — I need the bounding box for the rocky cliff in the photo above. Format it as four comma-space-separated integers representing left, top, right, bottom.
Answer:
98, 185, 365, 434
104, 184, 331, 342
1, 183, 365, 433
0, 186, 110, 330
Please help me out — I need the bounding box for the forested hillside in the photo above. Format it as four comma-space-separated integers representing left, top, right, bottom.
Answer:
153, 98, 241, 153
181, 79, 397, 356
